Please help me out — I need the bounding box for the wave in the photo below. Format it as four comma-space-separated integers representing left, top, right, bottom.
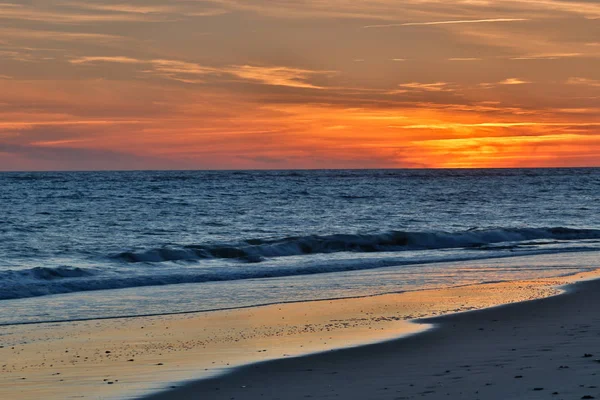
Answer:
3, 244, 599, 301
2, 266, 95, 281
0, 267, 97, 300
115, 227, 600, 263
3, 227, 600, 301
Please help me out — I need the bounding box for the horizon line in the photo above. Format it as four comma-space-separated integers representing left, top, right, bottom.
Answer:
1, 166, 600, 173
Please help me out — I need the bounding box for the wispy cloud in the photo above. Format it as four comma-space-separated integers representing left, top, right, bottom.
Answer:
69, 56, 334, 89
0, 27, 123, 43
227, 65, 333, 89
511, 53, 585, 60
0, 49, 38, 62
364, 18, 528, 29
60, 2, 229, 17
409, 102, 537, 116
0, 119, 145, 131
30, 138, 92, 147
567, 77, 600, 87
518, 0, 600, 18
498, 78, 531, 85
69, 56, 145, 65
0, 4, 165, 23
206, 0, 600, 21
448, 58, 481, 61
396, 122, 600, 130
397, 82, 453, 92
57, 2, 178, 15
0, 1, 229, 27
478, 78, 532, 88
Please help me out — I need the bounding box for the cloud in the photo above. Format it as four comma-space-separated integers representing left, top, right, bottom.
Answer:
69, 56, 145, 65
364, 18, 529, 29
517, 0, 600, 18
567, 77, 600, 87
228, 65, 333, 89
511, 53, 585, 60
395, 122, 600, 130
397, 82, 453, 92
206, 0, 600, 21
554, 108, 600, 114
478, 78, 532, 88
60, 2, 229, 17
0, 119, 145, 131
0, 27, 123, 43
0, 49, 38, 62
0, 3, 167, 23
406, 102, 537, 116
498, 78, 531, 85
70, 56, 334, 89
58, 2, 179, 15
0, 1, 231, 29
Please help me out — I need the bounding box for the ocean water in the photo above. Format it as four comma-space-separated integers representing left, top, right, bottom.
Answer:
1, 168, 600, 325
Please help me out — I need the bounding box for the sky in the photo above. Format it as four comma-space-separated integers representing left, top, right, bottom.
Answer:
0, 0, 599, 170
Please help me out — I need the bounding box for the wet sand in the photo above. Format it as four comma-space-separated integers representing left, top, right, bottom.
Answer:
1, 270, 598, 400
146, 271, 600, 400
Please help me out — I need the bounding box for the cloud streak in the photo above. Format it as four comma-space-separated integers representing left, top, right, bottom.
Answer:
69, 56, 335, 89
363, 18, 529, 29
0, 27, 123, 43
69, 56, 144, 65
396, 122, 600, 130
498, 78, 531, 85
567, 77, 600, 87
397, 82, 453, 92
0, 1, 228, 24
511, 53, 585, 60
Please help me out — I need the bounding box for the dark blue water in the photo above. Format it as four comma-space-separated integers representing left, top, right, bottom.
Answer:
1, 168, 600, 324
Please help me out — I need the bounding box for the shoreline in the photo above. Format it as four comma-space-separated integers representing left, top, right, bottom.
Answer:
1, 269, 599, 399
4, 250, 596, 327
143, 270, 600, 400
0, 267, 581, 328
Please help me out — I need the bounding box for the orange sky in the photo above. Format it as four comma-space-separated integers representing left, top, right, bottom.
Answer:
0, 0, 599, 170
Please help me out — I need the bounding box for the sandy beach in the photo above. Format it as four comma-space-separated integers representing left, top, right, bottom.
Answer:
145, 270, 600, 400
1, 269, 598, 400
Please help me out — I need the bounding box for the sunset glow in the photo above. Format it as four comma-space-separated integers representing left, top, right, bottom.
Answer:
1, 0, 599, 170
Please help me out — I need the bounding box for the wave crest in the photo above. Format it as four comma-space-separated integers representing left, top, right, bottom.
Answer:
115, 227, 600, 263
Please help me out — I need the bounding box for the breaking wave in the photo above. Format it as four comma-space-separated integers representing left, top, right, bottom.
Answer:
115, 227, 600, 263
3, 227, 600, 301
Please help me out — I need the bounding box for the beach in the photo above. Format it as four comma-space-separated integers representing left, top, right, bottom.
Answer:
3, 169, 600, 400
2, 269, 599, 400
145, 270, 600, 400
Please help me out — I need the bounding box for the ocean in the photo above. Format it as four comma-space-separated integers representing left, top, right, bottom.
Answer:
1, 168, 600, 325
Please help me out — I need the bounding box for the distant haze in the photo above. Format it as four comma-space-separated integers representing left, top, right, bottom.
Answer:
0, 0, 599, 170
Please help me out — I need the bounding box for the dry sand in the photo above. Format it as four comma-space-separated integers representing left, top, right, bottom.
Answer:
1, 270, 598, 399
